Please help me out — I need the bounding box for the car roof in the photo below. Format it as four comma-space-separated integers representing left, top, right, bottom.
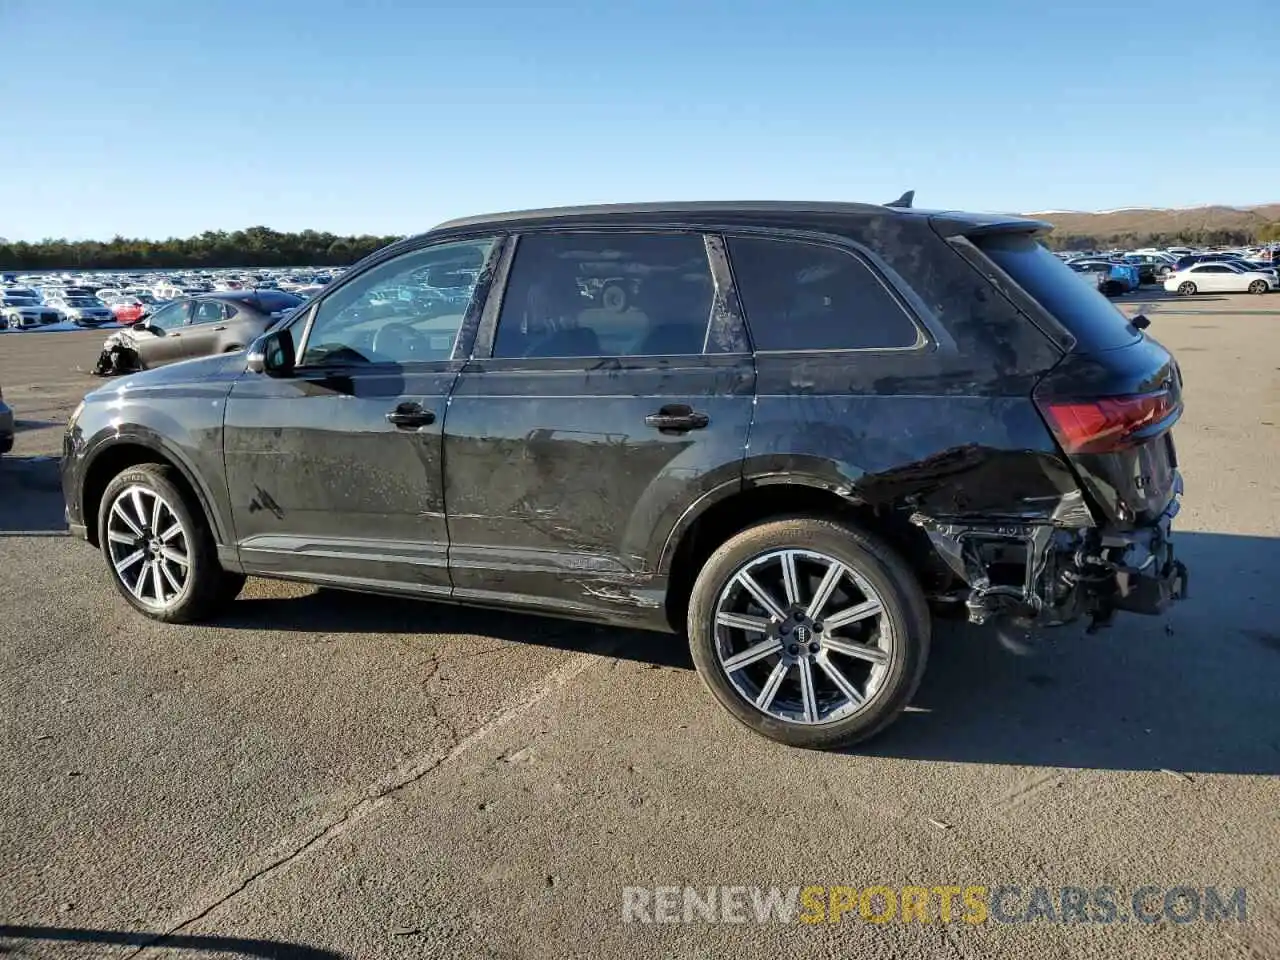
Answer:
427, 200, 1049, 237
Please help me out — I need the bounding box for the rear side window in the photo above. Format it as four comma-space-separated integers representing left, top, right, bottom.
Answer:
727, 237, 921, 351
493, 232, 714, 359
976, 234, 1139, 352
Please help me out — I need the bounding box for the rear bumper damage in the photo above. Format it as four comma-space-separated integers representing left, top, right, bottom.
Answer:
912, 475, 1187, 631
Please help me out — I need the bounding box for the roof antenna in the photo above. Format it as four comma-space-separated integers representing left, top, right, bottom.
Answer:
885, 190, 915, 209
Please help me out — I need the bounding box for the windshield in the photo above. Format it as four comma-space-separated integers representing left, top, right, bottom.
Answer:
977, 233, 1140, 352
65, 298, 101, 307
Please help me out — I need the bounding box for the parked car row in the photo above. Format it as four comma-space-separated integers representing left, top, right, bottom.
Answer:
1059, 245, 1280, 298
1, 266, 335, 331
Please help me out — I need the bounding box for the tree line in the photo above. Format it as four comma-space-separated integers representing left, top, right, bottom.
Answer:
4, 220, 1277, 269
0, 226, 406, 271
1043, 221, 1280, 251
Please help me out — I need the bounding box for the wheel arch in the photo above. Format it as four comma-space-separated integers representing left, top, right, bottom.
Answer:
660, 477, 944, 633
81, 435, 228, 548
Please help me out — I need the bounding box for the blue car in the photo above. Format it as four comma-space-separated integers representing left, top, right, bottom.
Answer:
1067, 259, 1140, 295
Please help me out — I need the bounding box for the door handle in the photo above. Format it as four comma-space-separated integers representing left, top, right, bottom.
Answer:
645, 405, 709, 433
212, 325, 227, 331
386, 403, 436, 428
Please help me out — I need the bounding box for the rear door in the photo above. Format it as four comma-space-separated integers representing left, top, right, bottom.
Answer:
180, 299, 236, 358
1190, 264, 1232, 292
136, 299, 193, 365
442, 230, 754, 625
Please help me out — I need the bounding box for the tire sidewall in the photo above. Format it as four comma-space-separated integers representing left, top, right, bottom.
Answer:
97, 465, 212, 622
687, 519, 930, 749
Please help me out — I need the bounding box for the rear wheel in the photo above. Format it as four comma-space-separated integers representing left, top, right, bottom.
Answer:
1248, 279, 1268, 295
1177, 281, 1197, 296
97, 464, 241, 623
687, 518, 930, 749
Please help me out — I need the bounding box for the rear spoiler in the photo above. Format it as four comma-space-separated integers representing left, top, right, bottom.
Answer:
928, 212, 1054, 239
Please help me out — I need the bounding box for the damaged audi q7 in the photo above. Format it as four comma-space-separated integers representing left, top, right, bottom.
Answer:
60, 198, 1187, 749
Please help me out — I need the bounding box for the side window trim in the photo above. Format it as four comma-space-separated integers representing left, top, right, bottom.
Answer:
482, 228, 720, 362
722, 231, 932, 354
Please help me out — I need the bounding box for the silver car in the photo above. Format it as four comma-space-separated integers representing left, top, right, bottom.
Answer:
0, 294, 62, 330
44, 295, 115, 327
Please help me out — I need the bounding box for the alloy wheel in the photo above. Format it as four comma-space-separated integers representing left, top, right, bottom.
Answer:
105, 484, 191, 610
712, 549, 892, 726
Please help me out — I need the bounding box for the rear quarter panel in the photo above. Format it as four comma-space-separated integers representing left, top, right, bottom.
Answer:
745, 217, 1080, 523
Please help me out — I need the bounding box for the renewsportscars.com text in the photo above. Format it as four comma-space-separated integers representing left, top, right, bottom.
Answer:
621, 885, 1247, 925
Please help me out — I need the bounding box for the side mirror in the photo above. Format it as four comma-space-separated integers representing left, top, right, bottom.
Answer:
246, 328, 295, 376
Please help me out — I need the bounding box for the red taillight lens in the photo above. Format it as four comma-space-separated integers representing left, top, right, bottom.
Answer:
1039, 391, 1178, 454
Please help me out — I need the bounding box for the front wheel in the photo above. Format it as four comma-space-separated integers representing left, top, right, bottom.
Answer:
1177, 281, 1197, 296
1249, 280, 1269, 295
97, 463, 240, 623
687, 518, 931, 749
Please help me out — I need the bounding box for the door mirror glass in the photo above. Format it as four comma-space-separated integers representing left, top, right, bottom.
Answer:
246, 328, 295, 376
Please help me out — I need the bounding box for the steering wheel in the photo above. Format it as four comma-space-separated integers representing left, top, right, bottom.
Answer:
370, 321, 424, 360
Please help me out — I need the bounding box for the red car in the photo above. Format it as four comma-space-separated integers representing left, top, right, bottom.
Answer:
108, 299, 147, 325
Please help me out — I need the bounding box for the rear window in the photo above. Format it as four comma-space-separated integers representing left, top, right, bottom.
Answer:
977, 234, 1139, 352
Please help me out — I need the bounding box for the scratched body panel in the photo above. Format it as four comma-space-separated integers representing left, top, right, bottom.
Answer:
444, 354, 754, 626
221, 362, 462, 594
63, 353, 241, 547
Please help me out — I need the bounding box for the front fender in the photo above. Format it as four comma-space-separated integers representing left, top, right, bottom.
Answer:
68, 378, 236, 546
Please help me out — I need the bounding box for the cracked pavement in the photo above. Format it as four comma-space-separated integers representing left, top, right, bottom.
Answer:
1, 299, 1279, 959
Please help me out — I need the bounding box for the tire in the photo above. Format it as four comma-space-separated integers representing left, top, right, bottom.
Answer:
97, 463, 241, 623
687, 517, 931, 750
600, 282, 629, 313
1248, 280, 1268, 295
1177, 281, 1197, 296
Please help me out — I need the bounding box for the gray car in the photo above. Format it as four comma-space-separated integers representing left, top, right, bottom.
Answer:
94, 291, 304, 374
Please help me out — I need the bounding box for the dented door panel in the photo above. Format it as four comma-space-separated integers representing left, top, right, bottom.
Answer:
223, 363, 460, 594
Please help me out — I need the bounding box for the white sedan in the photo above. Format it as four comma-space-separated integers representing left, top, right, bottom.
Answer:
1164, 261, 1278, 295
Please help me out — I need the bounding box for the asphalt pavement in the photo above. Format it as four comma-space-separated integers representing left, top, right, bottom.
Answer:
0, 296, 1277, 959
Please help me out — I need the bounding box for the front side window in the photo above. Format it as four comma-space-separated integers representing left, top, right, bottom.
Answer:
728, 237, 922, 351
300, 238, 495, 366
492, 232, 714, 359
146, 300, 190, 330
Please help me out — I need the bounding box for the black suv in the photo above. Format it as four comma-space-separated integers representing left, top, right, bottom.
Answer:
61, 201, 1187, 748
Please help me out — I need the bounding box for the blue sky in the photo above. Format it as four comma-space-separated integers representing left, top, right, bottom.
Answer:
2, 0, 1276, 241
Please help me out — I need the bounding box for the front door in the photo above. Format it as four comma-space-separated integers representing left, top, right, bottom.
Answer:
443, 230, 755, 625
222, 237, 499, 595
136, 299, 193, 365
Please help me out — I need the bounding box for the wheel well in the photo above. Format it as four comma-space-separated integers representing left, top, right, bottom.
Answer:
663, 484, 945, 632
81, 444, 202, 546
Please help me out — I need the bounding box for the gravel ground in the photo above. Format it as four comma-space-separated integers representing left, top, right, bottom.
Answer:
1, 294, 1277, 959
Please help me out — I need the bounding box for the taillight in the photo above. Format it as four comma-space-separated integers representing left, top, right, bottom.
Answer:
1038, 391, 1179, 454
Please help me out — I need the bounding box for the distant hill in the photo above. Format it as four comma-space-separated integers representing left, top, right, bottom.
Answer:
1029, 204, 1280, 249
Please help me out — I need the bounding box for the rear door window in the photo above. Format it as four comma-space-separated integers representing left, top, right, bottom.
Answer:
493, 232, 714, 359
976, 233, 1139, 352
726, 237, 921, 351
